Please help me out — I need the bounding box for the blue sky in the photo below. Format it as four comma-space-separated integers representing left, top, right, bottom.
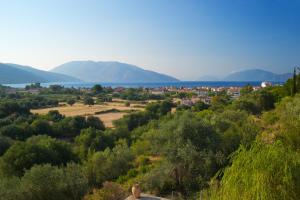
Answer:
0, 0, 299, 80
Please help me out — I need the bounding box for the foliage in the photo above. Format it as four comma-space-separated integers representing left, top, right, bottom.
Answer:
143, 111, 221, 195
0, 123, 33, 140
84, 182, 127, 200
208, 141, 300, 200
191, 101, 209, 112
86, 116, 105, 131
92, 84, 103, 94
84, 97, 94, 106
74, 128, 113, 159
240, 84, 253, 96
0, 136, 12, 156
0, 164, 89, 200
67, 99, 76, 106
0, 135, 77, 177
0, 102, 30, 118
85, 142, 134, 186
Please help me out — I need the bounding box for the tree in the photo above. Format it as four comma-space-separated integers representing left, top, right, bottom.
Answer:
0, 176, 22, 200
0, 164, 89, 200
145, 100, 173, 118
292, 67, 297, 96
0, 124, 33, 140
49, 85, 64, 92
92, 84, 103, 94
0, 136, 12, 156
255, 90, 275, 111
231, 98, 260, 114
74, 128, 113, 159
0, 102, 30, 118
192, 101, 209, 112
159, 100, 173, 116
46, 110, 64, 122
85, 142, 134, 186
84, 97, 94, 106
143, 111, 220, 194
31, 119, 52, 136
21, 164, 65, 200
114, 111, 150, 131
52, 116, 87, 137
86, 116, 105, 130
0, 136, 77, 177
20, 164, 88, 200
67, 99, 76, 106
25, 83, 41, 90
210, 94, 231, 111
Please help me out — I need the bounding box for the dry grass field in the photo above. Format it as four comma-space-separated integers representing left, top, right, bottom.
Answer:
94, 113, 126, 128
31, 101, 145, 128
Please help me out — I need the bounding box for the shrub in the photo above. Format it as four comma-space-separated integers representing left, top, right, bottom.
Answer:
84, 182, 127, 200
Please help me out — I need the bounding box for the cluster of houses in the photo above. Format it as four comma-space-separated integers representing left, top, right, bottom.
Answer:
149, 83, 268, 106
3, 87, 40, 95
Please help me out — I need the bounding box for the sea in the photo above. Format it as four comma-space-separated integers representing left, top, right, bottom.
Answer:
4, 81, 283, 89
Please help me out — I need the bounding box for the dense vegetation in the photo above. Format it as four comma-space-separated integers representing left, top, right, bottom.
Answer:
0, 76, 299, 200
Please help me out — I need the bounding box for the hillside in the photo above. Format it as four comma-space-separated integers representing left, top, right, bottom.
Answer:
223, 69, 292, 82
0, 63, 80, 84
51, 61, 179, 83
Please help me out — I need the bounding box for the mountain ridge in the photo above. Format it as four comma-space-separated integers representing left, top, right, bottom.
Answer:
197, 69, 292, 82
0, 63, 80, 84
51, 61, 179, 83
223, 69, 292, 82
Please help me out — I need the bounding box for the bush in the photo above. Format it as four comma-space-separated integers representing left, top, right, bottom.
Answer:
85, 142, 134, 186
84, 182, 127, 200
74, 128, 113, 159
67, 99, 76, 106
0, 164, 89, 200
0, 136, 12, 156
84, 97, 94, 106
0, 136, 77, 177
31, 119, 53, 136
86, 116, 105, 131
0, 124, 33, 140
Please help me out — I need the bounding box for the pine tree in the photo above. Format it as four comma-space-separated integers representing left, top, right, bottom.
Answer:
292, 67, 297, 96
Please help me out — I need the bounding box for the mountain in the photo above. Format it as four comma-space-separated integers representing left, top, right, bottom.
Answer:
51, 61, 179, 83
223, 69, 292, 82
0, 63, 80, 84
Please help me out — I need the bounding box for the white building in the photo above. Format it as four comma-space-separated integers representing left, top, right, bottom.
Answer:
261, 82, 272, 88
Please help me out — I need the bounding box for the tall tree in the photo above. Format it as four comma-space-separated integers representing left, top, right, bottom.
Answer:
292, 67, 297, 96
92, 84, 103, 94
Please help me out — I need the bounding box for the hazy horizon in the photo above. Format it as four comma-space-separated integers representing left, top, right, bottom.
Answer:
1, 0, 299, 80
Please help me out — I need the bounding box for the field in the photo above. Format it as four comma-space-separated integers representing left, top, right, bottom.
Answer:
31, 100, 145, 128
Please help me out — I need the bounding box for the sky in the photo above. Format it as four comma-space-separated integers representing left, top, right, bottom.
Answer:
0, 0, 299, 80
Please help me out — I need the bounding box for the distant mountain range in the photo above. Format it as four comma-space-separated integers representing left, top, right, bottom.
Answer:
0, 63, 79, 84
198, 69, 292, 82
51, 61, 179, 83
0, 61, 293, 84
